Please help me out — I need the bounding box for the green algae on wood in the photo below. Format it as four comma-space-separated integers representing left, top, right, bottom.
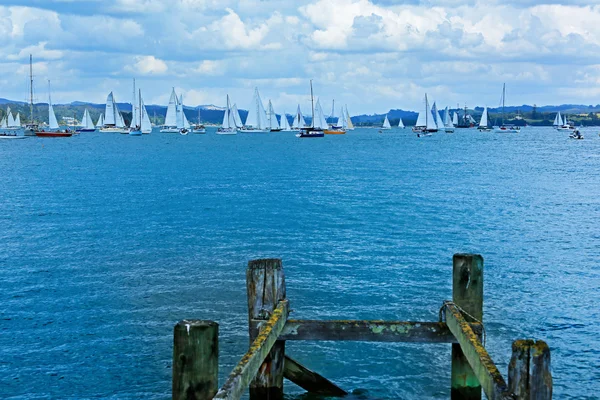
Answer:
172, 320, 218, 400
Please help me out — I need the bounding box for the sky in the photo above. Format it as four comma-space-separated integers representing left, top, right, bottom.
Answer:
1, 0, 600, 114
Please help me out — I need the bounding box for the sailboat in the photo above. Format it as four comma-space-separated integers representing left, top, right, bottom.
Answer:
193, 108, 206, 134
177, 94, 191, 135
96, 113, 104, 129
494, 83, 520, 133
431, 102, 445, 132
140, 95, 152, 134
0, 106, 25, 138
324, 99, 346, 134
413, 94, 437, 136
160, 88, 179, 133
241, 87, 269, 133
100, 91, 127, 133
291, 105, 306, 131
398, 117, 405, 129
554, 111, 574, 131
297, 80, 324, 138
478, 106, 492, 132
76, 109, 96, 132
443, 107, 454, 132
36, 80, 72, 137
381, 114, 392, 130
232, 104, 243, 128
266, 100, 281, 132
452, 112, 459, 127
217, 95, 237, 135
128, 79, 141, 135
345, 105, 354, 130
279, 112, 292, 131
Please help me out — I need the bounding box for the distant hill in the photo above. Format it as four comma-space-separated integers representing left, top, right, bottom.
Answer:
1, 98, 600, 126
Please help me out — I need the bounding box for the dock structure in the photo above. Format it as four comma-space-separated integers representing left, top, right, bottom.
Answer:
172, 254, 552, 400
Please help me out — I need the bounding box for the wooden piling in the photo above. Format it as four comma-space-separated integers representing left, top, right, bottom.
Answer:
451, 254, 484, 400
509, 340, 552, 400
246, 259, 286, 400
172, 320, 218, 400
283, 356, 347, 397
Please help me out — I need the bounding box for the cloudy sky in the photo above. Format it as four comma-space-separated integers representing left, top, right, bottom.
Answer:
0, 0, 599, 114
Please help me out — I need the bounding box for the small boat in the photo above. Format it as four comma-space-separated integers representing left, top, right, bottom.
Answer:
36, 81, 73, 137
478, 106, 492, 132
217, 95, 238, 135
193, 108, 206, 133
413, 94, 438, 135
160, 88, 180, 133
100, 91, 128, 133
240, 87, 269, 133
494, 84, 520, 133
0, 134, 27, 139
442, 107, 454, 132
555, 112, 575, 131
76, 109, 96, 132
297, 80, 324, 138
398, 117, 405, 129
324, 105, 346, 134
569, 129, 584, 139
279, 112, 293, 132
381, 114, 391, 130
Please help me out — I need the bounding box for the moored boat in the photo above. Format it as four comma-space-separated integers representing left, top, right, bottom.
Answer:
35, 80, 73, 137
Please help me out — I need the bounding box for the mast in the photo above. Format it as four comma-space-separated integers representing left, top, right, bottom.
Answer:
132, 78, 136, 127
502, 83, 505, 125
310, 80, 315, 128
139, 88, 142, 129
425, 93, 428, 128
29, 54, 34, 124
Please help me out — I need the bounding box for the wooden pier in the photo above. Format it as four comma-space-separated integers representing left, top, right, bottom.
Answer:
172, 254, 552, 400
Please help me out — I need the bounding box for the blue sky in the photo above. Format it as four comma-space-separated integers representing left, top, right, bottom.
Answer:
1, 0, 599, 114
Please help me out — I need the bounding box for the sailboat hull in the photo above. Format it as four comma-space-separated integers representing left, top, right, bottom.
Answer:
239, 128, 269, 133
217, 128, 237, 135
100, 127, 128, 134
324, 129, 346, 134
160, 127, 179, 133
35, 131, 73, 137
76, 128, 96, 133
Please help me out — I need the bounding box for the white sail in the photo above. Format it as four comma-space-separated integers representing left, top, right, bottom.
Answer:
311, 99, 328, 129
115, 102, 125, 128
14, 113, 21, 127
130, 79, 139, 128
280, 112, 291, 130
398, 117, 405, 128
48, 104, 58, 129
554, 111, 563, 126
139, 91, 152, 134
231, 104, 242, 128
0, 117, 6, 128
164, 88, 178, 127
81, 109, 95, 129
177, 95, 190, 129
415, 94, 437, 130
7, 107, 15, 127
267, 100, 280, 130
222, 96, 231, 128
345, 106, 354, 129
339, 107, 348, 129
382, 115, 391, 129
104, 92, 116, 125
96, 113, 104, 128
431, 102, 444, 130
452, 112, 458, 125
292, 105, 306, 128
479, 106, 489, 127
244, 87, 269, 129
443, 107, 453, 128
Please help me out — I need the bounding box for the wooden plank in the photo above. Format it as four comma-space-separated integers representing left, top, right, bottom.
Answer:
445, 303, 513, 400
271, 320, 483, 343
283, 356, 347, 397
214, 300, 289, 400
172, 320, 218, 400
451, 253, 484, 400
509, 340, 552, 400
246, 259, 286, 400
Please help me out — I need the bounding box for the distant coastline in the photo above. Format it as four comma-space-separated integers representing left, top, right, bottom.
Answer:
1, 98, 600, 127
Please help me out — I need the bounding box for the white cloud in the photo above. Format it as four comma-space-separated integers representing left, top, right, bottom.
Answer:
126, 56, 169, 75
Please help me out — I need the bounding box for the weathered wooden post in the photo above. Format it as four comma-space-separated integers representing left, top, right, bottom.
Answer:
247, 259, 286, 400
451, 254, 484, 400
172, 320, 219, 400
509, 340, 552, 400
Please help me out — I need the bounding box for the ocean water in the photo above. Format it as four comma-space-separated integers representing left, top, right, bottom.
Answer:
1, 127, 599, 399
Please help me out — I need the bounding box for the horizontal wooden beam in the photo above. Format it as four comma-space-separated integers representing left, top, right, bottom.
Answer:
214, 300, 289, 400
283, 356, 347, 397
444, 303, 513, 400
271, 319, 482, 343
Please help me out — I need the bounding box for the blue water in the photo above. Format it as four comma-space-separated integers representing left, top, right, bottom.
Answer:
1, 127, 599, 399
